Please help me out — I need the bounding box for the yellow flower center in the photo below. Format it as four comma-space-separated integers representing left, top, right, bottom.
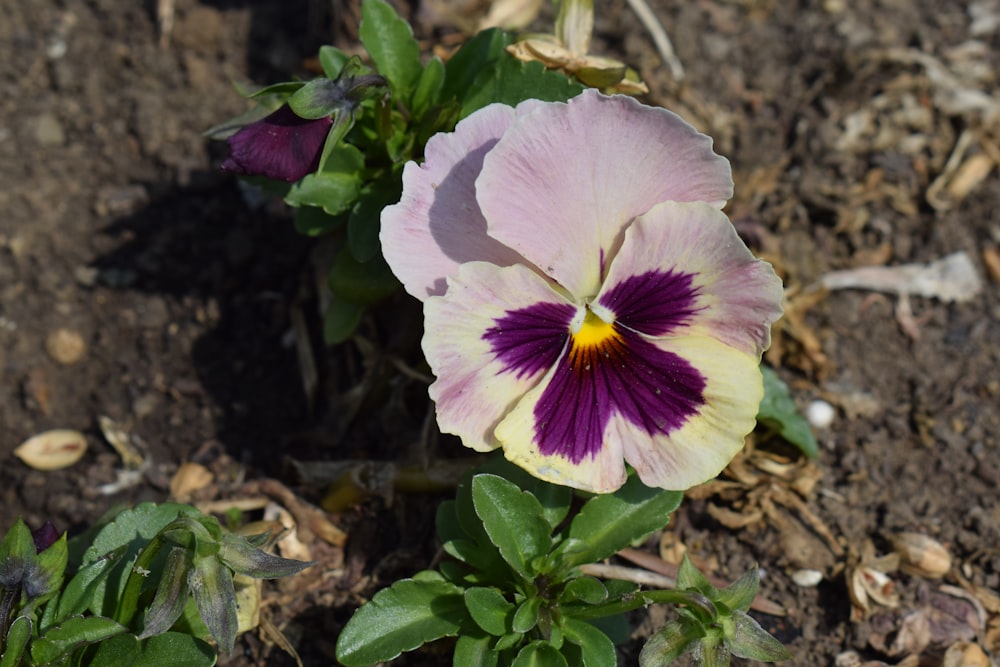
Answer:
573, 307, 617, 349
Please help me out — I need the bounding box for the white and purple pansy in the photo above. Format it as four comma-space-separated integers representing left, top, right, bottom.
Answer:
381, 89, 784, 493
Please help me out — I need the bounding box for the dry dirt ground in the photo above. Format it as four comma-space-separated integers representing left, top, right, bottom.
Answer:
2, 0, 999, 665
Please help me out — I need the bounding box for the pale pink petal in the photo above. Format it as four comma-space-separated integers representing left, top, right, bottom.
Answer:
380, 104, 527, 300
598, 201, 783, 357
423, 261, 577, 451
476, 89, 733, 298
613, 336, 763, 490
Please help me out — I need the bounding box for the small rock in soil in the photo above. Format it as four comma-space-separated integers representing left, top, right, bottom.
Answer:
45, 328, 86, 365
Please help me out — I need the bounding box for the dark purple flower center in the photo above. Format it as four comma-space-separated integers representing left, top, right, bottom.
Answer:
484, 269, 707, 463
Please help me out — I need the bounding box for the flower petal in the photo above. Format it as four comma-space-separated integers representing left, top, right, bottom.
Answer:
599, 201, 783, 356
476, 89, 733, 298
221, 106, 332, 182
381, 104, 528, 300
615, 336, 763, 490
424, 261, 575, 451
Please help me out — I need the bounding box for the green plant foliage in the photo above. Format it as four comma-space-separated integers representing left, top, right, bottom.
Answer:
757, 366, 820, 458
335, 578, 468, 666
359, 0, 422, 98
472, 475, 552, 579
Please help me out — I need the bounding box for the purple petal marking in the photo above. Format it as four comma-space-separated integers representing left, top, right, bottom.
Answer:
221, 105, 333, 182
599, 270, 702, 337
535, 328, 706, 463
484, 302, 576, 380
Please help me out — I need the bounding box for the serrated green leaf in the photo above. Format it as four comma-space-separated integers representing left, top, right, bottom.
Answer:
319, 46, 350, 79
561, 619, 616, 667
359, 0, 422, 97
464, 587, 514, 636
31, 616, 128, 665
440, 29, 509, 106
729, 612, 792, 661
467, 458, 572, 530
336, 578, 467, 666
512, 641, 569, 667
757, 366, 819, 458
454, 633, 499, 667
565, 476, 681, 567
458, 53, 584, 118
472, 475, 552, 579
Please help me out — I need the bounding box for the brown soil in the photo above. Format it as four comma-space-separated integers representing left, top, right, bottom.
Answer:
2, 0, 998, 665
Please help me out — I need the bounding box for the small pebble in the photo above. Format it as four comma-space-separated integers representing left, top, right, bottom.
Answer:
807, 399, 836, 429
791, 569, 824, 587
45, 328, 86, 365
33, 112, 66, 147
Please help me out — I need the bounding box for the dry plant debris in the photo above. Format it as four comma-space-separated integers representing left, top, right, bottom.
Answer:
13, 428, 87, 471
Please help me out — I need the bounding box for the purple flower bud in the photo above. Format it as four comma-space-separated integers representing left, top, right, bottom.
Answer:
31, 521, 60, 553
221, 105, 333, 183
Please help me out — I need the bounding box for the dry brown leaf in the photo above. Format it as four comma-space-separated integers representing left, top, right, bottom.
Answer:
98, 415, 145, 470
706, 502, 764, 529
169, 461, 214, 502
942, 641, 990, 667
14, 429, 87, 470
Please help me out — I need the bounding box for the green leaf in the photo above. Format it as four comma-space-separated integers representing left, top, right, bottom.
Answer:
440, 29, 509, 108
247, 81, 305, 99
560, 577, 607, 605
494, 631, 524, 652
0, 616, 32, 667
86, 632, 141, 666
336, 578, 468, 666
359, 0, 422, 98
454, 633, 498, 667
470, 457, 572, 530
318, 45, 350, 79
0, 518, 35, 589
715, 567, 759, 614
293, 205, 344, 237
729, 612, 792, 661
435, 500, 465, 544
322, 296, 365, 344
561, 618, 616, 667
82, 504, 202, 618
472, 475, 552, 579
31, 616, 128, 665
464, 587, 513, 636
348, 176, 402, 263
25, 533, 68, 600
565, 476, 682, 567
188, 555, 238, 653
284, 143, 365, 216
512, 641, 569, 667
46, 558, 116, 628
327, 245, 400, 304
638, 620, 703, 667
136, 632, 216, 667
138, 546, 191, 640
455, 46, 584, 118
757, 366, 819, 458
217, 533, 313, 579
287, 78, 343, 119
511, 597, 541, 633
412, 57, 445, 118
676, 555, 715, 598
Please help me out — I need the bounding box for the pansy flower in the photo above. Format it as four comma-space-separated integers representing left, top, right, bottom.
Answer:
382, 90, 783, 493
221, 105, 333, 182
